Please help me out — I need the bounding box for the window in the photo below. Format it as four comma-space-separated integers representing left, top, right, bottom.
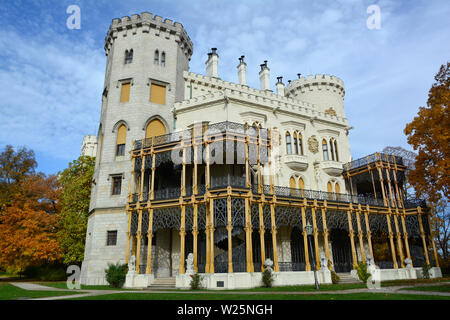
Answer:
322, 139, 329, 161
125, 49, 133, 64
293, 132, 299, 155
150, 83, 166, 105
107, 231, 117, 246
334, 140, 339, 161
112, 176, 122, 195
146, 119, 167, 139
161, 52, 166, 67
298, 178, 304, 190
298, 133, 304, 155
116, 124, 127, 156
330, 139, 335, 161
286, 132, 292, 155
335, 182, 340, 194
120, 82, 131, 103
154, 50, 159, 65
327, 181, 333, 193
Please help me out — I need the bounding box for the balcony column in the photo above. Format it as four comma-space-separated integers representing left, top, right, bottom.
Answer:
227, 191, 233, 273
205, 200, 211, 273
268, 128, 274, 194
209, 199, 215, 273
192, 203, 198, 272
125, 209, 132, 264
257, 126, 262, 193
245, 197, 254, 272
417, 208, 430, 266
384, 162, 396, 207
150, 150, 156, 201
391, 156, 403, 208
179, 203, 186, 274
270, 199, 279, 272
393, 208, 405, 267
258, 201, 266, 271
311, 200, 321, 269
245, 124, 251, 188
146, 209, 154, 274
375, 155, 388, 206
139, 155, 146, 201
181, 140, 186, 197
427, 213, 439, 267
206, 141, 211, 189
135, 209, 143, 274
386, 209, 398, 269
128, 146, 136, 203
400, 209, 412, 263
368, 162, 378, 200
301, 199, 311, 271
347, 204, 358, 269
193, 137, 198, 195
356, 204, 366, 264
321, 200, 331, 270
364, 205, 375, 263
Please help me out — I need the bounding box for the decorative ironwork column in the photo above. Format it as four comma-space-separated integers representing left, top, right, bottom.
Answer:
146, 209, 154, 274
257, 127, 262, 193
417, 208, 430, 266
227, 193, 233, 273
193, 203, 198, 272
245, 197, 254, 272
135, 209, 143, 274
393, 208, 405, 267
386, 209, 398, 269
179, 204, 186, 274
364, 205, 374, 262
258, 202, 266, 271
193, 135, 198, 195
347, 205, 358, 269
209, 199, 215, 273
356, 204, 366, 264
245, 124, 250, 188
400, 209, 412, 263
321, 201, 331, 270
301, 199, 311, 271
312, 200, 321, 270
270, 200, 279, 272
150, 151, 156, 200
376, 158, 388, 207
268, 128, 274, 194
126, 209, 132, 264
139, 155, 146, 201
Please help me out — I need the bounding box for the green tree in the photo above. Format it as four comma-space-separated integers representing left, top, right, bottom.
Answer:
57, 155, 95, 265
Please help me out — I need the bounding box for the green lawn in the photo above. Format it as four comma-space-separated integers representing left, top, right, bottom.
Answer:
37, 281, 137, 291
401, 285, 450, 293
0, 283, 83, 300
381, 277, 450, 287
226, 283, 368, 292
67, 292, 450, 300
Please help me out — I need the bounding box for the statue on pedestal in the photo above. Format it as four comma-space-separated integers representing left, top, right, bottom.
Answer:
264, 258, 274, 272
128, 255, 136, 273
186, 253, 195, 275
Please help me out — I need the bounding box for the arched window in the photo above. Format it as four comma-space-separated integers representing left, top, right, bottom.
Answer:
327, 181, 333, 193
330, 139, 335, 161
116, 124, 127, 156
293, 132, 299, 155
289, 176, 297, 196
125, 49, 133, 64
154, 50, 159, 65
334, 140, 339, 161
145, 119, 167, 140
298, 178, 304, 190
322, 139, 329, 161
335, 182, 340, 194
286, 132, 292, 155
298, 133, 303, 155
161, 52, 166, 67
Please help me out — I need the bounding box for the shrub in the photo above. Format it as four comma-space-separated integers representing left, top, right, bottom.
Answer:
190, 273, 203, 290
356, 261, 371, 283
22, 263, 67, 281
422, 263, 432, 279
331, 270, 340, 284
105, 263, 128, 288
261, 269, 274, 288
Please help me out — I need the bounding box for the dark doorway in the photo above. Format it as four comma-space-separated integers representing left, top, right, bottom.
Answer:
331, 229, 352, 273
290, 227, 306, 271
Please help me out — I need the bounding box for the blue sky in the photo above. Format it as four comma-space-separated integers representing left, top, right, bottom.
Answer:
0, 0, 449, 175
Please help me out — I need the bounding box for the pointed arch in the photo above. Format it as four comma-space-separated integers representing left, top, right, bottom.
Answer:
298, 132, 304, 155
329, 138, 335, 161
286, 132, 292, 155
125, 49, 133, 64
334, 140, 339, 161
154, 50, 159, 65
116, 124, 127, 156
293, 131, 299, 155
322, 139, 329, 161
335, 182, 340, 194
161, 51, 166, 67
112, 120, 130, 133
298, 177, 304, 190
145, 118, 167, 139
327, 181, 333, 193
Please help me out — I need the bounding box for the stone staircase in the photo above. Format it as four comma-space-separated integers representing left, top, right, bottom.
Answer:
148, 277, 176, 289
337, 273, 362, 284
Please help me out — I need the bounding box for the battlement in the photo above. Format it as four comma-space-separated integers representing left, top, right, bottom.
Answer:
105, 12, 193, 59
285, 74, 345, 99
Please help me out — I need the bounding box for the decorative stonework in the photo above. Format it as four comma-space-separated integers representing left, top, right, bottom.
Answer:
308, 136, 319, 154
324, 107, 337, 116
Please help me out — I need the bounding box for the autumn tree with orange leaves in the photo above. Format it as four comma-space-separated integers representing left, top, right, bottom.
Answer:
0, 146, 62, 274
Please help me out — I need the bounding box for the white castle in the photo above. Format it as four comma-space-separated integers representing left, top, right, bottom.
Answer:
80, 12, 441, 288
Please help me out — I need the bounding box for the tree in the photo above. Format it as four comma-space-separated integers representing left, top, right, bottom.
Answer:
57, 155, 95, 265
404, 62, 450, 204
432, 200, 449, 262
0, 145, 37, 210
0, 173, 62, 274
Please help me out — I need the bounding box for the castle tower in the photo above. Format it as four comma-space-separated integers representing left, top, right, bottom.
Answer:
80, 13, 193, 285
285, 74, 345, 117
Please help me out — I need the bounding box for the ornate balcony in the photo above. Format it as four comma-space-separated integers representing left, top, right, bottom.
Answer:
283, 154, 308, 171
321, 160, 344, 176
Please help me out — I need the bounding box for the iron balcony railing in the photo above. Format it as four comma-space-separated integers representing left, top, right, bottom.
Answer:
343, 153, 404, 172
133, 121, 269, 150
130, 183, 426, 209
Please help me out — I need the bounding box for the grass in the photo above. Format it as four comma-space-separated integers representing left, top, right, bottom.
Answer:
37, 281, 136, 291
401, 285, 450, 293
225, 283, 367, 292
381, 277, 450, 287
67, 292, 450, 300
0, 283, 83, 300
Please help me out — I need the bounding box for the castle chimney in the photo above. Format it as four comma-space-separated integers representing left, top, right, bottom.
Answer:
237, 56, 247, 85
297, 73, 302, 79
259, 60, 270, 91
276, 77, 285, 96
206, 48, 219, 78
